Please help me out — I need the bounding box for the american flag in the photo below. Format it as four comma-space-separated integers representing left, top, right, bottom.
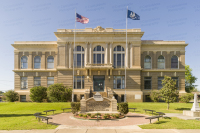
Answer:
76, 13, 89, 24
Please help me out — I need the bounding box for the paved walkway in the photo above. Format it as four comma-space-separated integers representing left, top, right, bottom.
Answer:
164, 113, 199, 120
1, 129, 200, 133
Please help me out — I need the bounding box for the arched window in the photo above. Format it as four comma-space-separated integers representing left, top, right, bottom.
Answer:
34, 56, 41, 69
144, 55, 151, 69
171, 55, 178, 68
93, 46, 104, 64
47, 56, 54, 69
21, 56, 28, 69
73, 46, 84, 68
157, 55, 165, 69
113, 45, 125, 68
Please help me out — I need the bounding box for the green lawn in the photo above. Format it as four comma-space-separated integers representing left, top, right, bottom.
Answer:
0, 102, 198, 130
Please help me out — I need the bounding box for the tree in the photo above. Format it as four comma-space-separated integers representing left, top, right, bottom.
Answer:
185, 65, 197, 93
4, 90, 19, 102
47, 83, 72, 102
149, 90, 160, 102
160, 76, 179, 110
179, 93, 194, 103
30, 86, 47, 102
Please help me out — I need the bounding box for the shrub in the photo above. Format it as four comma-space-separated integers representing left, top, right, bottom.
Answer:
95, 113, 101, 116
91, 114, 95, 118
30, 86, 47, 102
83, 114, 87, 118
47, 83, 72, 102
116, 114, 120, 118
118, 102, 129, 114
179, 93, 194, 103
4, 90, 19, 102
79, 114, 83, 117
111, 114, 116, 118
71, 102, 80, 114
87, 113, 91, 116
103, 115, 109, 119
105, 113, 110, 117
149, 90, 160, 102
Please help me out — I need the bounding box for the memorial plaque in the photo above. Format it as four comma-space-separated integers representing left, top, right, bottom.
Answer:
87, 99, 110, 111
93, 92, 103, 101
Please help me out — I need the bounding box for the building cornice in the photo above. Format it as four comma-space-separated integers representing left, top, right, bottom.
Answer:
142, 69, 186, 72
13, 69, 57, 72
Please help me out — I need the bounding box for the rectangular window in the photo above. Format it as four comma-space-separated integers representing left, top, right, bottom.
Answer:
20, 95, 26, 102
21, 77, 28, 90
47, 77, 54, 87
74, 76, 84, 89
158, 77, 164, 90
97, 54, 101, 64
34, 77, 41, 86
121, 95, 124, 102
144, 77, 152, 89
117, 54, 121, 67
113, 76, 125, 89
172, 77, 179, 89
77, 54, 81, 67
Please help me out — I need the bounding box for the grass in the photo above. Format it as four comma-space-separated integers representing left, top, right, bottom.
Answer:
0, 102, 199, 130
139, 117, 200, 129
0, 102, 71, 130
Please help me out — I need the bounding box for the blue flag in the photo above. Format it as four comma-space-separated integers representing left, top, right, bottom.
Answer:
127, 10, 140, 20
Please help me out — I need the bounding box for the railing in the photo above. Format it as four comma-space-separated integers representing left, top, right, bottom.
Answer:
57, 29, 141, 32
85, 63, 113, 68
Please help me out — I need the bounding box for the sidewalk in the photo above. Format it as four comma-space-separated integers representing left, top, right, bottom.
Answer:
1, 129, 200, 133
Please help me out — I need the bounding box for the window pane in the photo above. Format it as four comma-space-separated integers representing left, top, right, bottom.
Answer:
82, 54, 84, 67
21, 77, 28, 89
122, 54, 125, 67
97, 54, 101, 64
82, 77, 84, 89
77, 79, 81, 89
117, 79, 121, 89
102, 54, 104, 64
77, 54, 81, 67
77, 46, 81, 51
114, 54, 116, 67
117, 54, 121, 67
144, 62, 151, 69
144, 77, 151, 89
158, 62, 164, 69
34, 77, 41, 86
171, 56, 178, 68
34, 63, 41, 69
97, 46, 101, 51
93, 54, 96, 64
158, 77, 164, 89
117, 46, 121, 51
172, 77, 179, 88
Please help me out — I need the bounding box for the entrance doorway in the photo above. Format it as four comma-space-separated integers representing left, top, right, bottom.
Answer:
93, 76, 105, 92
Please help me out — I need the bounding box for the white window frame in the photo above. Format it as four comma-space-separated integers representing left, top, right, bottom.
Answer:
157, 55, 165, 69
73, 46, 84, 68
93, 46, 104, 64
113, 45, 125, 68
21, 77, 28, 90
21, 56, 28, 69
113, 76, 125, 89
47, 56, 54, 69
74, 76, 84, 89
34, 77, 41, 87
34, 56, 41, 69
144, 55, 152, 69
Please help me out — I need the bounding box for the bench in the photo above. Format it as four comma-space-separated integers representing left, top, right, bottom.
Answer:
43, 110, 56, 115
143, 109, 156, 115
35, 115, 52, 124
145, 116, 161, 124
156, 112, 165, 117
61, 108, 71, 112
33, 112, 42, 119
129, 108, 137, 112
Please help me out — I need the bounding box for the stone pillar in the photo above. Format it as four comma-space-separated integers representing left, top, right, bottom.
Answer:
84, 89, 90, 99
14, 52, 19, 69
65, 43, 68, 68
69, 43, 71, 68
85, 43, 88, 66
80, 98, 86, 113
90, 43, 92, 64
105, 43, 108, 64
111, 97, 117, 112
110, 43, 112, 64
41, 52, 45, 69
28, 52, 32, 69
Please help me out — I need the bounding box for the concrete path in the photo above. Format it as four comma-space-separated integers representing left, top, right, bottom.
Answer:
1, 129, 200, 133
164, 113, 199, 120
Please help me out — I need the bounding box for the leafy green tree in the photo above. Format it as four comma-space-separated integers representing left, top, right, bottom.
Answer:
4, 90, 19, 102
47, 83, 72, 102
0, 91, 4, 95
149, 90, 160, 102
185, 65, 197, 93
160, 76, 179, 110
30, 86, 47, 102
179, 93, 194, 103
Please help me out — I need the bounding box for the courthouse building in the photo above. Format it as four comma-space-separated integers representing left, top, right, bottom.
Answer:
12, 26, 187, 102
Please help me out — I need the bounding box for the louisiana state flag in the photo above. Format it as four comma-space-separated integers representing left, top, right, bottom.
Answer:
127, 10, 140, 20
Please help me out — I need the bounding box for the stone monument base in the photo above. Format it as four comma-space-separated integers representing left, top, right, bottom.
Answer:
183, 110, 200, 117
79, 111, 119, 114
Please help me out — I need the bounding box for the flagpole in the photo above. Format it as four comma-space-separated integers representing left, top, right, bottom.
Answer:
72, 9, 76, 102
125, 6, 128, 103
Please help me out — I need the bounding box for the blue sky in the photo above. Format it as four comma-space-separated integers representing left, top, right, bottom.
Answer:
0, 0, 199, 92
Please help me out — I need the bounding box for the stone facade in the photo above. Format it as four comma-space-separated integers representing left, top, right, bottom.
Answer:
12, 26, 188, 102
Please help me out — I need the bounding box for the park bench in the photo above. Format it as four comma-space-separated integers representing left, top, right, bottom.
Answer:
61, 108, 71, 112
43, 110, 56, 115
33, 112, 42, 119
143, 109, 156, 115
156, 112, 165, 117
35, 115, 52, 124
145, 115, 161, 124
129, 108, 137, 112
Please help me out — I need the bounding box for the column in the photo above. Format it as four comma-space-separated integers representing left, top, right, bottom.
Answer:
105, 43, 108, 64
85, 43, 88, 66
130, 44, 132, 68
41, 51, 45, 69
65, 43, 68, 68
69, 43, 71, 68
28, 52, 32, 69
110, 43, 112, 64
14, 52, 19, 69
90, 43, 92, 64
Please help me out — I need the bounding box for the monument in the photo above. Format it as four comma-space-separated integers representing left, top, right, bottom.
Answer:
80, 92, 118, 114
183, 93, 200, 117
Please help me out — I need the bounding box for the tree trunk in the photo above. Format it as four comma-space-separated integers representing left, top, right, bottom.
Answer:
167, 103, 169, 110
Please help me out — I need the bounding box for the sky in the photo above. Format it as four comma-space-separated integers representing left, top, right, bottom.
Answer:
0, 0, 200, 92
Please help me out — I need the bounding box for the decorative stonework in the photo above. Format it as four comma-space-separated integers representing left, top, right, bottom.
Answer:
93, 26, 105, 32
